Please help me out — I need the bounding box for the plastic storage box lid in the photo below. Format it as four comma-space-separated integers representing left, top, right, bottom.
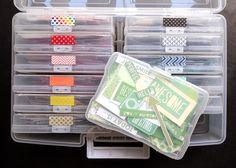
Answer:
14, 0, 226, 14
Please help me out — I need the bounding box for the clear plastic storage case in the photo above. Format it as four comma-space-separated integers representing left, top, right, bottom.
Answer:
130, 55, 224, 75
13, 93, 222, 115
14, 53, 110, 74
13, 113, 110, 134
124, 33, 224, 54
13, 75, 102, 94
14, 14, 115, 35
125, 16, 225, 34
15, 54, 223, 75
15, 33, 114, 53
13, 75, 223, 93
13, 94, 92, 113
12, 0, 227, 160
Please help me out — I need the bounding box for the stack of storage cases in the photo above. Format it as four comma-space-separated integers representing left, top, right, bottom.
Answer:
12, 14, 114, 146
124, 16, 227, 146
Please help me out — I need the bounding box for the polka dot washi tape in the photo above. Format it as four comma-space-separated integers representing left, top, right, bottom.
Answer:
51, 35, 76, 45
163, 18, 187, 27
51, 16, 76, 26
49, 116, 74, 126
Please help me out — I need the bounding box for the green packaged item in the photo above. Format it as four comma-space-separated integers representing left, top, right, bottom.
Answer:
86, 52, 209, 160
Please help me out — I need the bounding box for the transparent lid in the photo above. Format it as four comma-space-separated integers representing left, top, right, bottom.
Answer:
14, 0, 226, 14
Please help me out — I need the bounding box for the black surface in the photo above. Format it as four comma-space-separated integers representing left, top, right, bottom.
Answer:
2, 0, 236, 168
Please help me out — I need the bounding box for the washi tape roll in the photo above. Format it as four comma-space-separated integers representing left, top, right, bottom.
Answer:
51, 55, 76, 72
50, 96, 75, 106
50, 76, 75, 87
161, 56, 187, 67
49, 116, 74, 126
51, 35, 76, 45
51, 55, 76, 65
162, 36, 187, 47
51, 16, 76, 26
163, 18, 187, 27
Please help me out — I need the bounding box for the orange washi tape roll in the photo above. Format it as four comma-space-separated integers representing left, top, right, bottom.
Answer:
50, 76, 75, 86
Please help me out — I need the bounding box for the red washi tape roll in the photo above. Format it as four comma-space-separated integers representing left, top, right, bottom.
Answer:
51, 35, 76, 45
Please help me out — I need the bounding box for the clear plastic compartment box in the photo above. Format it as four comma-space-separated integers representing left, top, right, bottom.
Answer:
12, 0, 227, 159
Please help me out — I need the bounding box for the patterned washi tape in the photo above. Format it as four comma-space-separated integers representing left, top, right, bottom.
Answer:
51, 55, 76, 65
161, 56, 187, 67
163, 18, 187, 27
51, 55, 76, 72
51, 16, 76, 26
49, 116, 74, 126
162, 36, 187, 47
51, 35, 76, 45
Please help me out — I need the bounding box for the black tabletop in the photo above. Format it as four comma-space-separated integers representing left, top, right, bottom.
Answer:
3, 0, 236, 168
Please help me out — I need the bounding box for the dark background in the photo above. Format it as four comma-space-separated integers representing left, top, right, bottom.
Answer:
2, 0, 236, 168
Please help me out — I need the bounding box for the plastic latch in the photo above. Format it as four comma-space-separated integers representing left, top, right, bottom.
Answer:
53, 106, 72, 113
86, 135, 150, 159
52, 86, 72, 93
166, 27, 185, 34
